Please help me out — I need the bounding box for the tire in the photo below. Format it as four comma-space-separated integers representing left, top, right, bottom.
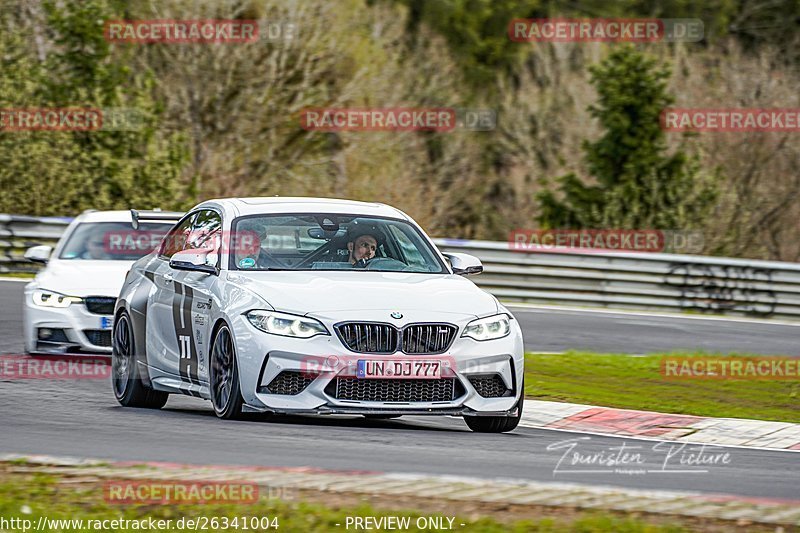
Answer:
464, 378, 524, 433
112, 311, 169, 409
209, 324, 245, 420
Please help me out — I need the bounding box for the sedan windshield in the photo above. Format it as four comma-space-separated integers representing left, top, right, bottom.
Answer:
229, 214, 446, 273
59, 222, 174, 261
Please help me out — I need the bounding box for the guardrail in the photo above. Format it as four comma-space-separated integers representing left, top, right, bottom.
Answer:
3, 214, 799, 320
434, 239, 800, 320
0, 215, 72, 274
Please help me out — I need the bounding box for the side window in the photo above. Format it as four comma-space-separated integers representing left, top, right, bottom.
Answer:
389, 225, 426, 268
186, 210, 222, 253
160, 213, 196, 259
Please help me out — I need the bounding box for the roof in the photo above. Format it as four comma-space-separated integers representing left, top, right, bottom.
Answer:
198, 197, 409, 220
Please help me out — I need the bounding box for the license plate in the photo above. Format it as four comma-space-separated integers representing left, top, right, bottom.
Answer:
100, 317, 113, 329
357, 360, 441, 379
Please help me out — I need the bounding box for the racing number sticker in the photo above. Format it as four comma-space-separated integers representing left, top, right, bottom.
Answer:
172, 282, 201, 396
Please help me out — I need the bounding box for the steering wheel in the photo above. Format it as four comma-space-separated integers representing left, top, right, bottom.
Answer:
364, 257, 408, 271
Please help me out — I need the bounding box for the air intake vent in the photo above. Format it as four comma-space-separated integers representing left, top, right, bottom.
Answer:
327, 377, 462, 402
468, 374, 512, 398
262, 371, 315, 395
83, 330, 112, 347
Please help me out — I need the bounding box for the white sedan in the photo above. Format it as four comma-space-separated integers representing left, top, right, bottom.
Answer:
112, 197, 525, 432
23, 210, 175, 355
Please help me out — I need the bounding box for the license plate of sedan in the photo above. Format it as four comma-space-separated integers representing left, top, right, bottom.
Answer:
357, 360, 441, 379
100, 316, 113, 329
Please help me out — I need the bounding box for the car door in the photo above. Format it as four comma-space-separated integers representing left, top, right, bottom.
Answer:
147, 212, 196, 378
178, 209, 223, 389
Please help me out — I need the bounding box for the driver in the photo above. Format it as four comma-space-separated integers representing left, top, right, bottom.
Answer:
347, 231, 378, 267
81, 231, 111, 260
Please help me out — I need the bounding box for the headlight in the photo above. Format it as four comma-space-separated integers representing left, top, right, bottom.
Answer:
462, 313, 510, 341
246, 310, 329, 338
32, 290, 83, 308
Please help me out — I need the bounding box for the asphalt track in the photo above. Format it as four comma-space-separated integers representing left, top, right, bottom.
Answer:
1, 280, 798, 500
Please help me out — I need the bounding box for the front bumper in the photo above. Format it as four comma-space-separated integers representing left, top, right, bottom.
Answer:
232, 316, 524, 415
23, 295, 114, 355
241, 404, 520, 417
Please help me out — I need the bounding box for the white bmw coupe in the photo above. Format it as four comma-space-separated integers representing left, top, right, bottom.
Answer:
112, 197, 525, 432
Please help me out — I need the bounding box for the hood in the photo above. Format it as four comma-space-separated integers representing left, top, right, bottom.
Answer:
226, 271, 498, 319
31, 259, 134, 297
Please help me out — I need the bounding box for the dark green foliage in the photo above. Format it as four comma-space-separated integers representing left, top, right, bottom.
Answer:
537, 46, 718, 229
0, 0, 188, 216
399, 0, 542, 85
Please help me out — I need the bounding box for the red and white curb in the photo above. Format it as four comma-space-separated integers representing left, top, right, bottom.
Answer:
522, 399, 800, 450
2, 454, 800, 526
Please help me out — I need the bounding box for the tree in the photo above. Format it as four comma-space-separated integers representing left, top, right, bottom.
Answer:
537, 46, 718, 230
0, 0, 188, 216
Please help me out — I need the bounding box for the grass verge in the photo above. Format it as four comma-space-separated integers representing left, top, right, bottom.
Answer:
0, 468, 709, 533
524, 351, 799, 423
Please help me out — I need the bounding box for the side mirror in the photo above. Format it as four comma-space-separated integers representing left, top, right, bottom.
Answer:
169, 249, 219, 275
25, 245, 53, 264
443, 252, 483, 276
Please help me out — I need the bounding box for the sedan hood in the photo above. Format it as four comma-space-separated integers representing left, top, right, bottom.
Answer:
31, 259, 133, 297
227, 271, 498, 318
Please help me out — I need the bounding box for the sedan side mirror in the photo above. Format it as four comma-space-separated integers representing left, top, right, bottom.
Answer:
24, 245, 53, 264
443, 252, 483, 276
169, 249, 219, 275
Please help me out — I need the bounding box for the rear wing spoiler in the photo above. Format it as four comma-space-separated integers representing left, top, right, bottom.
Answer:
130, 209, 184, 230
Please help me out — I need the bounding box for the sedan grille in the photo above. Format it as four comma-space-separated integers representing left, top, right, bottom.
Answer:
401, 324, 457, 354
335, 322, 456, 354
85, 297, 116, 315
336, 323, 399, 354
261, 371, 315, 395
83, 329, 112, 347
327, 377, 462, 402
468, 374, 512, 398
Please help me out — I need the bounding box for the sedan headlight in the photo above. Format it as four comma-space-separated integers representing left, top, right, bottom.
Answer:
32, 290, 83, 308
462, 313, 511, 341
246, 310, 329, 338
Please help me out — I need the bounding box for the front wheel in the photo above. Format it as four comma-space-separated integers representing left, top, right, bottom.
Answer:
209, 324, 245, 420
112, 311, 168, 409
463, 378, 524, 433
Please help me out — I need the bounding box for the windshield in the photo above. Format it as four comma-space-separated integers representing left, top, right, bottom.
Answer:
229, 214, 446, 273
58, 222, 174, 261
